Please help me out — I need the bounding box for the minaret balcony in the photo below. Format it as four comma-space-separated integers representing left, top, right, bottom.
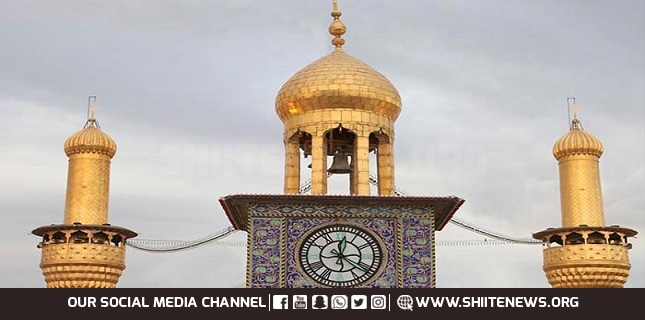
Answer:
32, 224, 137, 288
533, 226, 637, 288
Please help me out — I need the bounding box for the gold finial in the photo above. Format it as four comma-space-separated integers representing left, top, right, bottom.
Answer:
571, 104, 583, 130
329, 0, 346, 50
572, 104, 579, 119
89, 104, 97, 122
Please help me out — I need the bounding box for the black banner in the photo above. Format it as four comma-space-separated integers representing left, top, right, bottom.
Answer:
3, 288, 641, 318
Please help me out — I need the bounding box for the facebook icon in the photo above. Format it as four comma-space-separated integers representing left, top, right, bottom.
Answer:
273, 295, 289, 309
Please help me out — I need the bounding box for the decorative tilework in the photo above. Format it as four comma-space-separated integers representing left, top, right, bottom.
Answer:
249, 202, 431, 217
246, 201, 436, 288
249, 218, 282, 288
401, 217, 435, 287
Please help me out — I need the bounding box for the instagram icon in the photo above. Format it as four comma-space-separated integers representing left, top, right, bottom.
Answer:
370, 295, 387, 309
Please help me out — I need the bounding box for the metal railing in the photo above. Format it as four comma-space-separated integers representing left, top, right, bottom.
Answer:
126, 174, 541, 252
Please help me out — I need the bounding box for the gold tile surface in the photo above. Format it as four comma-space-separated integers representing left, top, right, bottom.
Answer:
542, 244, 631, 288
40, 242, 126, 288
558, 156, 604, 227
64, 154, 112, 225
275, 51, 401, 122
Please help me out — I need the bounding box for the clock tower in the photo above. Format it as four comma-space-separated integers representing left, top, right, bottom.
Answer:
219, 1, 464, 288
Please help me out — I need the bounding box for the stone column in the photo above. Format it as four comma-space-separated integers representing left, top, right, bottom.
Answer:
352, 135, 370, 195
283, 140, 301, 194
377, 141, 395, 195
311, 134, 328, 195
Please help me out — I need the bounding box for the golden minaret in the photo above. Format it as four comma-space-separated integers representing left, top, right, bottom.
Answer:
533, 109, 637, 288
276, 0, 401, 195
32, 99, 137, 288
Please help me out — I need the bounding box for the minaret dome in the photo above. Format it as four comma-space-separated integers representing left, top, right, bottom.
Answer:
553, 118, 603, 160
64, 116, 117, 158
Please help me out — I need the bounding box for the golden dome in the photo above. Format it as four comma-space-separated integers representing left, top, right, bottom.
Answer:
64, 117, 117, 157
275, 51, 402, 122
553, 118, 603, 160
274, 1, 402, 122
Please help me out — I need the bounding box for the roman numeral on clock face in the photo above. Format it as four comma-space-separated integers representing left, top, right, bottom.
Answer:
309, 261, 324, 272
320, 268, 332, 280
357, 243, 370, 250
322, 232, 334, 243
358, 261, 371, 271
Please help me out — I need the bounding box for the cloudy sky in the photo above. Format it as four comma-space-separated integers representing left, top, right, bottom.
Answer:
1, 0, 643, 288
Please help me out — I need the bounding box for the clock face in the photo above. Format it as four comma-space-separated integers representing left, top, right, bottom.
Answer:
299, 224, 383, 287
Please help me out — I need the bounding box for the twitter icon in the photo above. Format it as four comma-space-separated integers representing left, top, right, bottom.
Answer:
351, 295, 367, 309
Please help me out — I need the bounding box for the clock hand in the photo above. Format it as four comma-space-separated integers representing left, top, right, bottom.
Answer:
330, 247, 343, 265
339, 236, 347, 254
342, 256, 367, 272
321, 250, 343, 266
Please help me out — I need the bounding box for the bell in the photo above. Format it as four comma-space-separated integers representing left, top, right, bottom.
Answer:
327, 152, 352, 174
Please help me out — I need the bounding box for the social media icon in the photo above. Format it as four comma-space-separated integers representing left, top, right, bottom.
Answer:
273, 295, 289, 309
351, 295, 367, 309
370, 295, 387, 309
293, 295, 307, 309
331, 295, 348, 309
397, 295, 413, 311
312, 295, 328, 309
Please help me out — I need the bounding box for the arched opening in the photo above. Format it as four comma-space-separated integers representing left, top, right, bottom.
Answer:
325, 126, 356, 194
608, 233, 623, 245
70, 230, 89, 244
587, 231, 606, 244
565, 232, 584, 245
292, 125, 387, 195
548, 234, 563, 247
92, 232, 109, 244
52, 231, 66, 244
368, 132, 379, 195
111, 234, 123, 247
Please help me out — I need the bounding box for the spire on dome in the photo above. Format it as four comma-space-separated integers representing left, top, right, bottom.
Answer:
570, 101, 583, 130
85, 95, 100, 128
553, 107, 603, 160
329, 0, 347, 50
64, 96, 117, 158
